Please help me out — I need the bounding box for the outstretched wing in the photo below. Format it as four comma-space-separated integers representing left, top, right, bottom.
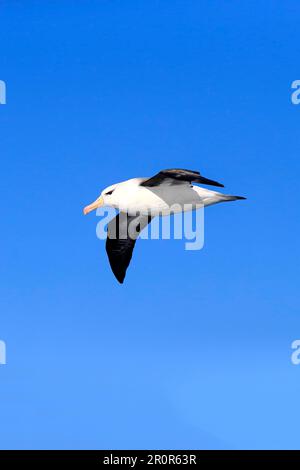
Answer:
140, 168, 224, 188
106, 212, 152, 284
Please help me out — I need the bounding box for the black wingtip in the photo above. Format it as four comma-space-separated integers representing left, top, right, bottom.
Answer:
196, 176, 224, 188
113, 271, 126, 284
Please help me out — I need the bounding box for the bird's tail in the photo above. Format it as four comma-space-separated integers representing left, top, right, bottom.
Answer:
222, 195, 246, 202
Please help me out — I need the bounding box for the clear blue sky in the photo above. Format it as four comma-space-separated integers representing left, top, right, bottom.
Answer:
1, 0, 300, 450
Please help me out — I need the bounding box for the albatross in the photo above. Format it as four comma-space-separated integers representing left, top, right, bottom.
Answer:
83, 168, 245, 283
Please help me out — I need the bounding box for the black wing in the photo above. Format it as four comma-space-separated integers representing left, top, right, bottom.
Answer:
140, 168, 224, 188
106, 212, 152, 284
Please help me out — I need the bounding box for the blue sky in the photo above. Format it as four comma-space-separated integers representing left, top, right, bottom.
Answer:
0, 0, 300, 449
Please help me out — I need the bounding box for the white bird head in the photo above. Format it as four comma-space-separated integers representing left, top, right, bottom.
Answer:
83, 183, 118, 215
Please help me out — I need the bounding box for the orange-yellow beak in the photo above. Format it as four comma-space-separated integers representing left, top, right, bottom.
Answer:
83, 196, 104, 215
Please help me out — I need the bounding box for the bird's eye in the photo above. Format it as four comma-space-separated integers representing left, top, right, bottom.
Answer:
105, 189, 114, 196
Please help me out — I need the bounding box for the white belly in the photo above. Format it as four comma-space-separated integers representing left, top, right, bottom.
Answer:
111, 179, 218, 216
116, 186, 171, 215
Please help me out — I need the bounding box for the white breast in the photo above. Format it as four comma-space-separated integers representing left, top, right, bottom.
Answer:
110, 178, 219, 215
111, 179, 167, 215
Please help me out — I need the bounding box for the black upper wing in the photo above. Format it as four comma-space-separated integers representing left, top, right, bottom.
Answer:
106, 212, 152, 284
140, 168, 224, 188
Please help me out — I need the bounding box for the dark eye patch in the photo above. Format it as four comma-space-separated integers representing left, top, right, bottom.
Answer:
105, 189, 114, 196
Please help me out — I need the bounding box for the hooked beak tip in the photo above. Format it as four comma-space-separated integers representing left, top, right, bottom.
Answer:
83, 196, 104, 215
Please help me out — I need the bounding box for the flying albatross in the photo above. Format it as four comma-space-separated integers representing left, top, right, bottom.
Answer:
83, 168, 245, 283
